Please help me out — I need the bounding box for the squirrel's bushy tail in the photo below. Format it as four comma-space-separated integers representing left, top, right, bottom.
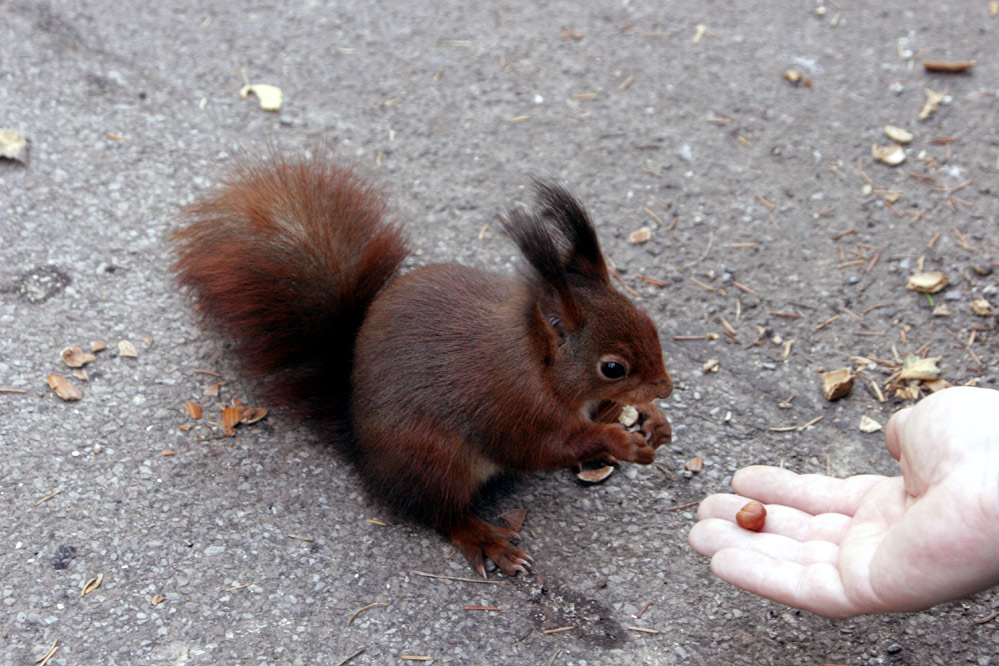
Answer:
174, 155, 408, 416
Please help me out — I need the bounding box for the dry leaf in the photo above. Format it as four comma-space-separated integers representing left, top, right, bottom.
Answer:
932, 303, 951, 316
71, 369, 88, 381
499, 508, 527, 532
972, 298, 992, 315
702, 358, 720, 374
923, 378, 952, 392
577, 466, 615, 483
240, 407, 268, 424
923, 60, 975, 73
628, 226, 652, 244
859, 415, 883, 433
91, 341, 108, 353
782, 68, 803, 84
184, 401, 203, 419
822, 368, 855, 400
871, 143, 906, 165
141, 336, 155, 347
46, 374, 82, 401
905, 272, 948, 293
118, 340, 138, 358
900, 356, 942, 381
60, 346, 97, 368
81, 573, 104, 597
162, 449, 176, 456
918, 89, 944, 120
240, 83, 283, 111
0, 128, 29, 162
150, 594, 166, 606
617, 404, 639, 428
204, 381, 225, 397
685, 456, 703, 473
883, 125, 913, 144
222, 406, 242, 429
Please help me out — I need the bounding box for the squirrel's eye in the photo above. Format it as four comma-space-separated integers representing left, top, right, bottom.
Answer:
599, 361, 627, 380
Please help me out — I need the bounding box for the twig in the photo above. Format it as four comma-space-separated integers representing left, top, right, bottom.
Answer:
542, 626, 576, 635
347, 602, 388, 626
679, 231, 714, 269
666, 501, 699, 512
0, 388, 27, 393
409, 570, 505, 585
334, 648, 366, 666
627, 626, 661, 634
34, 490, 61, 507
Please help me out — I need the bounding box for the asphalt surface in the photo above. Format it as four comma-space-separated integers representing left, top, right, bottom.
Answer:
2, 1, 998, 664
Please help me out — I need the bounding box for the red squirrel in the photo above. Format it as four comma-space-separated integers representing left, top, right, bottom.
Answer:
174, 155, 673, 576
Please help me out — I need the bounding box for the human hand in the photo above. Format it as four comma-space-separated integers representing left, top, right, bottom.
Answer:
688, 386, 999, 618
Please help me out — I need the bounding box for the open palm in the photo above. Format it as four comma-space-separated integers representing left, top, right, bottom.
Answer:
688, 387, 999, 618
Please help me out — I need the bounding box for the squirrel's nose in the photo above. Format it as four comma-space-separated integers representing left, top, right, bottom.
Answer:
655, 372, 673, 400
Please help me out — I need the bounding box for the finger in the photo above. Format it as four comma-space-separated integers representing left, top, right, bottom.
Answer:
884, 406, 914, 461
709, 548, 862, 619
731, 466, 886, 516
696, 493, 854, 543
689, 519, 840, 566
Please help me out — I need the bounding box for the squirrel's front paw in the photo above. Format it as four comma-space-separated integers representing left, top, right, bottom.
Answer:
635, 402, 671, 449
604, 426, 657, 465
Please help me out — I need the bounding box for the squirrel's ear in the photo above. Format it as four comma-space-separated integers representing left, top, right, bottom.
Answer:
503, 207, 585, 329
538, 291, 569, 348
532, 180, 610, 284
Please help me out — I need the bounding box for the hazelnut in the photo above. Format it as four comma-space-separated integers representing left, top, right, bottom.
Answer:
736, 501, 767, 531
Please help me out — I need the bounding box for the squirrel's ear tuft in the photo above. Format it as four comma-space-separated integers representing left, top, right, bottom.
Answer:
530, 180, 609, 284
502, 205, 584, 328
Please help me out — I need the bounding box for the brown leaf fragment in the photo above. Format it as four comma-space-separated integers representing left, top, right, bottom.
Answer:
117, 340, 138, 358
203, 381, 226, 397
859, 415, 883, 433
822, 368, 855, 400
628, 226, 652, 244
222, 406, 242, 429
61, 346, 97, 368
905, 272, 947, 293
932, 304, 951, 317
91, 341, 108, 353
782, 68, 803, 84
972, 298, 993, 315
577, 466, 615, 483
0, 128, 29, 163
499, 508, 527, 532
150, 594, 166, 606
184, 401, 203, 419
923, 378, 952, 392
900, 356, 942, 381
46, 374, 82, 401
81, 573, 104, 597
162, 449, 176, 456
918, 89, 944, 120
72, 369, 88, 381
685, 456, 704, 473
240, 407, 268, 424
871, 143, 906, 166
923, 60, 975, 73
883, 125, 913, 144
702, 358, 720, 374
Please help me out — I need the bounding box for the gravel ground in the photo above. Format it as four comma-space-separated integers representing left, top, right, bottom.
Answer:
2, 1, 998, 664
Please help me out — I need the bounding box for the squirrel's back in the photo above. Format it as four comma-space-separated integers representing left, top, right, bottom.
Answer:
174, 155, 408, 416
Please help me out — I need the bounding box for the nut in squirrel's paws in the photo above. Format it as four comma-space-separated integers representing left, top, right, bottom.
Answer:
618, 403, 671, 451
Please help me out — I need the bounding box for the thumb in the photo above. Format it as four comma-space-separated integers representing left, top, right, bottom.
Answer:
884, 406, 914, 461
